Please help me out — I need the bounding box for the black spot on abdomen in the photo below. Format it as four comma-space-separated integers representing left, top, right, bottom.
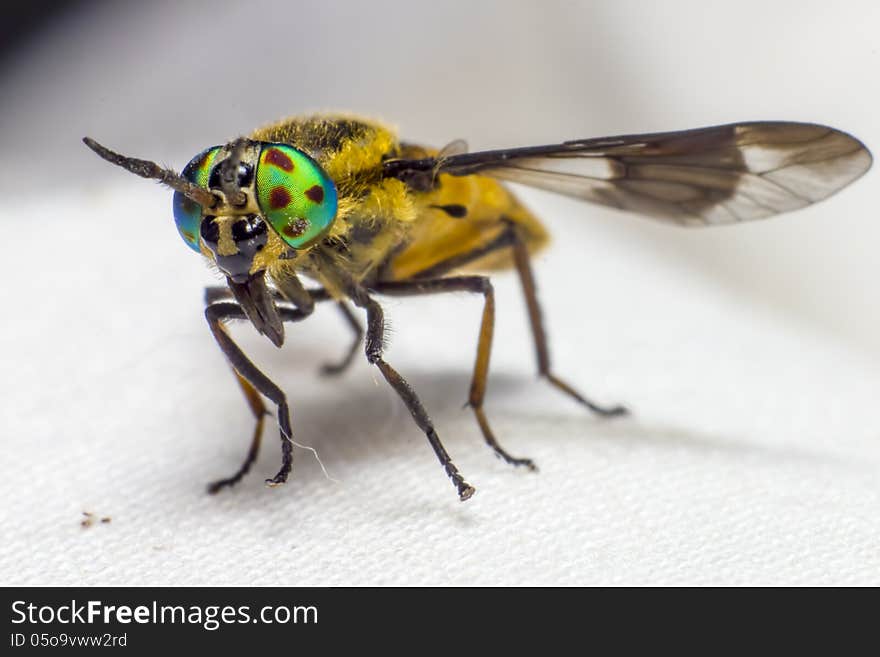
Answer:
430, 203, 468, 219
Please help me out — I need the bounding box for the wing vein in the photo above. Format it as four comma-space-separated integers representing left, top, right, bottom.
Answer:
384, 121, 871, 227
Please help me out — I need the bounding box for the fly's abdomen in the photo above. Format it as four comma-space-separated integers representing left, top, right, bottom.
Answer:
385, 173, 549, 280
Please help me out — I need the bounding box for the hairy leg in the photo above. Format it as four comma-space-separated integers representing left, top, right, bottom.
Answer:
204, 301, 310, 491
374, 277, 536, 469
348, 285, 476, 501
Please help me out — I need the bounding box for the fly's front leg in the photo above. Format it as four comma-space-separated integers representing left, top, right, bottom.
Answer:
205, 286, 363, 377
351, 288, 475, 501
204, 301, 310, 491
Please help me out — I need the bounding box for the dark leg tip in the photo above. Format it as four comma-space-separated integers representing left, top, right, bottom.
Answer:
265, 474, 288, 488
319, 362, 345, 377
496, 453, 539, 472
509, 456, 537, 471
206, 478, 236, 495
544, 374, 630, 419
447, 467, 476, 501
593, 404, 629, 418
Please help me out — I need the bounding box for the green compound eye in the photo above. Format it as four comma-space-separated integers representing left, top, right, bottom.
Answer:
172, 146, 221, 251
255, 143, 338, 249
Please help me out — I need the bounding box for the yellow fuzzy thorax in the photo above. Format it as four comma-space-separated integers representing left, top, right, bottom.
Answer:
250, 112, 398, 188
251, 112, 547, 287
251, 113, 423, 282
251, 113, 417, 229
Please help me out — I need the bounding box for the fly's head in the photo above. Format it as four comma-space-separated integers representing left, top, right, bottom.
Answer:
83, 136, 338, 284
84, 136, 340, 347
171, 139, 338, 283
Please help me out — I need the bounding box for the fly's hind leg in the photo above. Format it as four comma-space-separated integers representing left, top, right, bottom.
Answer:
510, 228, 628, 417
410, 224, 626, 421
375, 277, 536, 471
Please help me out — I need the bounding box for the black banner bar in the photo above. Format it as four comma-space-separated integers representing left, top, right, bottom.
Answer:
0, 587, 872, 650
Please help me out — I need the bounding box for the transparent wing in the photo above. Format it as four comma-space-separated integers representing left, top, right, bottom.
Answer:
384, 122, 872, 226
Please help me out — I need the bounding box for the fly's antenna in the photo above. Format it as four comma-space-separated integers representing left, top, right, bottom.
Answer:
217, 137, 248, 207
83, 137, 219, 208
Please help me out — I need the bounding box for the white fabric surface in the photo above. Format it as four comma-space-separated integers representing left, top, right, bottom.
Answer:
1, 0, 879, 586
2, 188, 880, 586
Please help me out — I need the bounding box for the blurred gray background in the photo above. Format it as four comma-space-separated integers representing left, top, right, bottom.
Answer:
1, 0, 877, 357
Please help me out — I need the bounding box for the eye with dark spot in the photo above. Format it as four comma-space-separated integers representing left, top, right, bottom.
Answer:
281, 218, 310, 238
264, 148, 294, 171
254, 142, 339, 250
270, 187, 291, 209
200, 215, 219, 244
304, 184, 324, 203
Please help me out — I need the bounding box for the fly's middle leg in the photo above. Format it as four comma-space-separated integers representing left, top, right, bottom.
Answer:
374, 277, 536, 470
350, 287, 476, 501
